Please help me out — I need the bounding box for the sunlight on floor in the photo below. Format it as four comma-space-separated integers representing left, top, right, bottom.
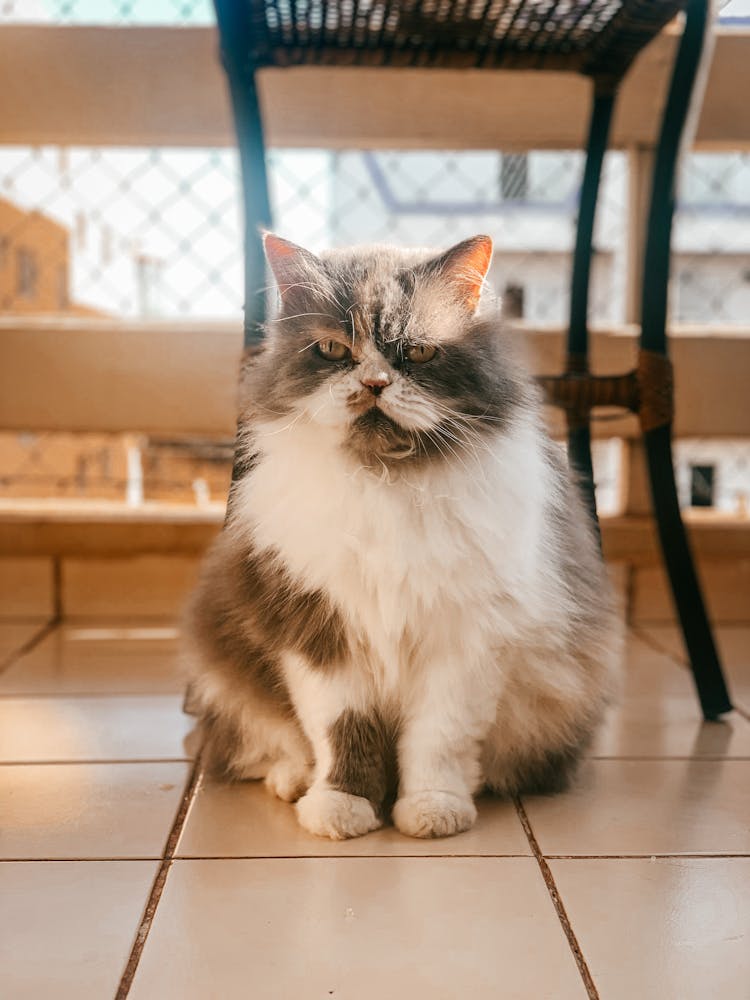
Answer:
0, 619, 748, 999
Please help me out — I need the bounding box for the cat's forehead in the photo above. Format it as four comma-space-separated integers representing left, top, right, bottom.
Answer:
320, 244, 433, 276
318, 245, 457, 341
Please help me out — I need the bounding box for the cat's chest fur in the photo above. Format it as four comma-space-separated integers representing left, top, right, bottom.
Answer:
234, 416, 554, 678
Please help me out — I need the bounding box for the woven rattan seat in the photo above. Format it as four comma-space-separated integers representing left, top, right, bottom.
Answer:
241, 0, 683, 83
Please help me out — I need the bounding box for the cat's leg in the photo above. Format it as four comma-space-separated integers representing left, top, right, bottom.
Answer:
282, 653, 387, 840
393, 655, 500, 839
192, 669, 313, 802
481, 643, 615, 797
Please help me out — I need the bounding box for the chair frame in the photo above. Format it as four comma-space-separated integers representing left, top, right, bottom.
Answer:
213, 0, 732, 720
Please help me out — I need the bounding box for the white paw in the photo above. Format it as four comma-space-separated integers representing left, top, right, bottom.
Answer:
264, 759, 312, 803
296, 787, 382, 840
393, 790, 477, 839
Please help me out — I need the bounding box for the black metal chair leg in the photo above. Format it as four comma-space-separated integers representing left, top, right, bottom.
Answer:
214, 1, 274, 505
639, 0, 732, 719
643, 426, 732, 718
568, 424, 598, 531
566, 87, 615, 536
214, 1, 272, 350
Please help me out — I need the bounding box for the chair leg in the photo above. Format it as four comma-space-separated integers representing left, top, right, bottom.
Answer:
568, 423, 600, 544
642, 425, 732, 719
638, 0, 731, 718
222, 61, 272, 498
565, 87, 615, 532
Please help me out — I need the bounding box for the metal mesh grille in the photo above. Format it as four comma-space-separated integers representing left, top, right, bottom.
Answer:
0, 147, 243, 318
0, 1, 214, 24
1, 141, 748, 502
673, 152, 750, 324
1, 146, 627, 323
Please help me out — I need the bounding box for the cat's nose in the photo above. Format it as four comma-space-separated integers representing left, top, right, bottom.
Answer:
360, 372, 391, 396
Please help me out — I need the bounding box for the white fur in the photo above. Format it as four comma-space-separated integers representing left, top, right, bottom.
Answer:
227, 379, 611, 837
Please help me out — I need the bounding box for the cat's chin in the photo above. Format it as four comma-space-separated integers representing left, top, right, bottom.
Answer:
347, 407, 416, 462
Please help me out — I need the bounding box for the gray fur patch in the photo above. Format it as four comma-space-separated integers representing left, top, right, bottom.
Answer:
327, 709, 398, 810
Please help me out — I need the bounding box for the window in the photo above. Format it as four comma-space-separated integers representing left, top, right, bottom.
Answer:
503, 283, 525, 319
690, 464, 715, 507
500, 154, 529, 201
16, 247, 38, 299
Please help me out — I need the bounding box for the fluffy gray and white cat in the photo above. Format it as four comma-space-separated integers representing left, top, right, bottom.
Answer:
183, 233, 619, 840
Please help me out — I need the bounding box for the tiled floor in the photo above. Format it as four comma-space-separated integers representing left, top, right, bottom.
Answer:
0, 619, 748, 999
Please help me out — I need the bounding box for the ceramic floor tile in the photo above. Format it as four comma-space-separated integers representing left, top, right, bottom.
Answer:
0, 622, 184, 696
592, 634, 750, 758
0, 860, 157, 1000
640, 625, 750, 713
549, 858, 750, 1000
129, 858, 586, 1000
0, 695, 195, 762
0, 761, 190, 859
177, 777, 530, 858
0, 621, 48, 664
523, 758, 750, 856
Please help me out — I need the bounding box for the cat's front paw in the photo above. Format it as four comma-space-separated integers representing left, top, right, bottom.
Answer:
264, 758, 312, 803
393, 790, 477, 838
296, 787, 382, 840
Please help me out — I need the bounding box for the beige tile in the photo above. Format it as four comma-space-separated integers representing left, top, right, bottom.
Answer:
62, 555, 200, 618
640, 624, 750, 713
0, 860, 156, 999
632, 561, 750, 625
0, 622, 184, 695
550, 858, 750, 1000
593, 634, 750, 758
524, 759, 750, 856
178, 777, 530, 858
130, 858, 585, 999
0, 695, 195, 762
0, 761, 189, 859
0, 558, 54, 619
0, 621, 48, 664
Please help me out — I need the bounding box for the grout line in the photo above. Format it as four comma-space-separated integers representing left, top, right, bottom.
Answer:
171, 852, 535, 861
2, 851, 748, 864
514, 798, 600, 1000
0, 758, 192, 766
634, 626, 750, 723
0, 856, 164, 863
544, 853, 750, 860
3, 754, 749, 766
587, 754, 750, 761
0, 690, 185, 699
52, 557, 63, 621
631, 625, 691, 666
0, 617, 59, 677
114, 756, 202, 1000
0, 692, 184, 701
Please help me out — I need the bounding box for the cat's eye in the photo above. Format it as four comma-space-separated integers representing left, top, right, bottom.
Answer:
405, 343, 437, 364
317, 339, 351, 361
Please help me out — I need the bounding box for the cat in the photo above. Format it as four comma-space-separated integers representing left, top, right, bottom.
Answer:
182, 232, 620, 840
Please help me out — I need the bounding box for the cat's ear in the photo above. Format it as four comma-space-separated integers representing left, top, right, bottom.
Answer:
263, 233, 326, 304
424, 235, 493, 313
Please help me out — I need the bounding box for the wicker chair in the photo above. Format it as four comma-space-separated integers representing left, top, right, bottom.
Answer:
211, 0, 732, 720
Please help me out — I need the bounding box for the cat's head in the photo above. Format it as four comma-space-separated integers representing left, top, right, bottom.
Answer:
245, 234, 528, 466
